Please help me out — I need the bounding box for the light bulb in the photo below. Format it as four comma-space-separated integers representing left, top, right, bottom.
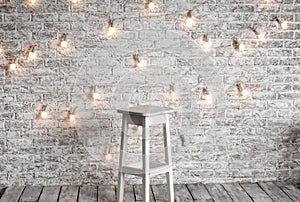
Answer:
203, 41, 211, 49
93, 92, 99, 100
69, 114, 75, 122
28, 51, 36, 60
169, 90, 177, 102
41, 111, 47, 119
239, 44, 245, 51
280, 21, 288, 30
148, 2, 155, 12
29, 0, 37, 4
0, 48, 2, 54
258, 33, 265, 41
184, 17, 194, 28
107, 26, 115, 36
9, 63, 16, 71
60, 40, 68, 48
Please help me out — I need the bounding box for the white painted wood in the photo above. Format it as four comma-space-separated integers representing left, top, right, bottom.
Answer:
163, 114, 174, 202
117, 116, 128, 202
117, 106, 174, 202
142, 117, 150, 202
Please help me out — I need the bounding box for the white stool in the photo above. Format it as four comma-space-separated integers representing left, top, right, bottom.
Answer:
117, 105, 174, 202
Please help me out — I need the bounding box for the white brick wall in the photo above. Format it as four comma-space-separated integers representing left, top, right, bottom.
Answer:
0, 0, 299, 185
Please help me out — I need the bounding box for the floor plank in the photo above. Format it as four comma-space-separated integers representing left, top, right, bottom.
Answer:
275, 182, 300, 202
58, 186, 79, 202
152, 184, 168, 202
78, 186, 97, 202
205, 184, 233, 202
98, 185, 116, 202
187, 183, 213, 202
241, 183, 273, 202
19, 186, 43, 202
259, 182, 293, 202
174, 184, 193, 202
133, 184, 155, 201
0, 186, 25, 202
39, 186, 61, 202
222, 183, 253, 202
0, 186, 6, 199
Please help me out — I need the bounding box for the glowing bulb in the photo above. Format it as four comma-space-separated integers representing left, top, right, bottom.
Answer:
203, 41, 211, 49
239, 44, 245, 51
280, 21, 288, 30
237, 83, 248, 97
148, 2, 155, 12
29, 0, 37, 4
60, 40, 68, 48
41, 111, 47, 119
0, 48, 2, 54
69, 114, 75, 122
93, 92, 99, 100
9, 63, 16, 71
184, 17, 194, 28
169, 89, 177, 102
258, 33, 265, 41
28, 51, 36, 60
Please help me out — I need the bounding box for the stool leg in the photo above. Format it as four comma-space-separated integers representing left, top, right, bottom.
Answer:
117, 115, 128, 202
142, 117, 150, 202
163, 115, 174, 202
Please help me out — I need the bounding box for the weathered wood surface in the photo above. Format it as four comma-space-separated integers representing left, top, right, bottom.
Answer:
0, 187, 6, 199
187, 183, 213, 202
39, 186, 60, 202
241, 183, 273, 202
205, 184, 233, 202
98, 185, 116, 202
259, 182, 293, 202
275, 182, 300, 202
78, 186, 97, 202
0, 186, 25, 202
222, 183, 252, 202
134, 184, 155, 201
0, 182, 299, 202
19, 186, 43, 202
174, 184, 193, 201
58, 186, 79, 202
151, 184, 168, 202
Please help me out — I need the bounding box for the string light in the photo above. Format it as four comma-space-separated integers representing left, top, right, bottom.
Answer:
145, 0, 156, 12
66, 109, 76, 122
169, 84, 177, 102
5, 58, 18, 72
27, 0, 37, 6
236, 83, 248, 97
133, 53, 143, 69
252, 28, 266, 42
184, 10, 194, 28
201, 35, 212, 49
58, 34, 68, 48
274, 17, 288, 30
93, 86, 99, 101
106, 19, 116, 37
233, 38, 245, 51
202, 88, 212, 103
25, 45, 36, 60
37, 105, 48, 119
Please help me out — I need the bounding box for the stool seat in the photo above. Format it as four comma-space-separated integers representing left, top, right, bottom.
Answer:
117, 105, 175, 202
122, 161, 172, 176
117, 105, 174, 117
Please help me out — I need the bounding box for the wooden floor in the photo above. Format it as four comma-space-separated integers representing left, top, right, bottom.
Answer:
0, 181, 299, 202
